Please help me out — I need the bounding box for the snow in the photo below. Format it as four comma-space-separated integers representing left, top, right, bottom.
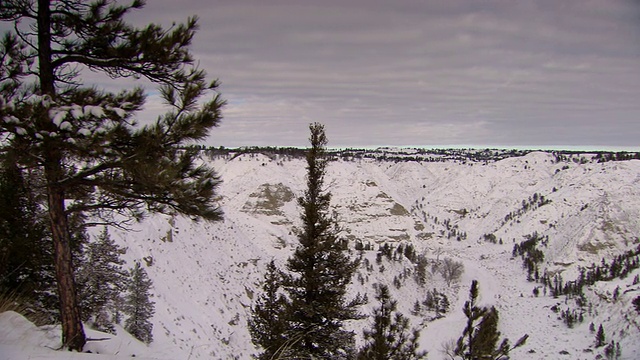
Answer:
2, 116, 20, 125
51, 110, 67, 126
111, 107, 127, 118
0, 311, 163, 359
1, 149, 639, 359
59, 121, 73, 131
70, 106, 84, 120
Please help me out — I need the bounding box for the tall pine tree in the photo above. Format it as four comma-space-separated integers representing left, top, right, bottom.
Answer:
282, 122, 362, 358
358, 284, 427, 360
124, 262, 155, 344
0, 0, 224, 350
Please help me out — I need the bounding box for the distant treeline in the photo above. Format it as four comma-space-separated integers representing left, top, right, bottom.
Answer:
592, 152, 640, 162
185, 145, 640, 164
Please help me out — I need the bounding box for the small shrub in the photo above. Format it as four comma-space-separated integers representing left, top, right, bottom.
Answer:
633, 296, 640, 314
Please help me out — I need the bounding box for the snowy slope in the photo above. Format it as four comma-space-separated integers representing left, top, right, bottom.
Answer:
1, 149, 639, 359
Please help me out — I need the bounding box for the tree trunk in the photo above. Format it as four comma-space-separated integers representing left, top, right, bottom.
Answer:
45, 158, 86, 351
38, 0, 86, 351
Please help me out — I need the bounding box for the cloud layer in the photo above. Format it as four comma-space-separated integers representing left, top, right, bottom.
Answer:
17, 1, 640, 148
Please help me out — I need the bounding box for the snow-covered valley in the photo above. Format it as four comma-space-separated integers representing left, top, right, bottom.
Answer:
2, 148, 640, 359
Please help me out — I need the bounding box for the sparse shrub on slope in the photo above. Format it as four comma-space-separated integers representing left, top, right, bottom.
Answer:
543, 245, 640, 298
500, 193, 552, 227
441, 258, 464, 287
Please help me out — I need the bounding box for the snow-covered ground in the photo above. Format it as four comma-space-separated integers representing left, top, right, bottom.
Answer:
2, 149, 639, 359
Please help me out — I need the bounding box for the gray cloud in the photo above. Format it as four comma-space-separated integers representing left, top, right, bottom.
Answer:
12, 1, 640, 148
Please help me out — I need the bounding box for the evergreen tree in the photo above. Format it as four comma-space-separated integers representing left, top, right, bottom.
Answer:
1, 0, 224, 350
248, 260, 291, 360
604, 340, 621, 360
438, 293, 451, 317
470, 306, 510, 358
0, 153, 54, 313
124, 262, 155, 344
423, 288, 450, 319
455, 280, 487, 359
595, 324, 606, 348
283, 123, 362, 358
357, 284, 427, 360
76, 227, 127, 333
455, 280, 527, 360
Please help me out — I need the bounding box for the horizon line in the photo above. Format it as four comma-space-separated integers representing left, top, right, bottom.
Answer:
210, 144, 640, 152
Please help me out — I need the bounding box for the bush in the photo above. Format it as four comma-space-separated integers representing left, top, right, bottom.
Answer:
633, 296, 640, 314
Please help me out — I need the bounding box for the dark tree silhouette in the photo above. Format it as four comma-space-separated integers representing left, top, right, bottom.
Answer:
282, 123, 362, 358
595, 324, 606, 348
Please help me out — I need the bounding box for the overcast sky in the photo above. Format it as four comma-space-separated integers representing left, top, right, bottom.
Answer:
114, 1, 640, 148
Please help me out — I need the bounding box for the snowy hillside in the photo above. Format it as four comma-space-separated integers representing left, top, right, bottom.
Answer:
2, 148, 640, 359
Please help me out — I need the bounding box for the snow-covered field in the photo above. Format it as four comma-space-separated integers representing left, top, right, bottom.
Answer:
2, 149, 639, 359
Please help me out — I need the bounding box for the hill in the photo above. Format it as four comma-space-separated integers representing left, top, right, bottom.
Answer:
2, 148, 639, 359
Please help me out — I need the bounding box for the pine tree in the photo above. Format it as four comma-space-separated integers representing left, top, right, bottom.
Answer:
470, 306, 510, 358
438, 293, 451, 316
248, 260, 291, 360
455, 280, 527, 360
595, 324, 606, 348
604, 340, 621, 360
455, 280, 487, 358
283, 123, 362, 358
423, 289, 450, 319
124, 262, 155, 344
76, 227, 127, 333
1, 0, 224, 350
0, 154, 54, 311
357, 284, 427, 360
